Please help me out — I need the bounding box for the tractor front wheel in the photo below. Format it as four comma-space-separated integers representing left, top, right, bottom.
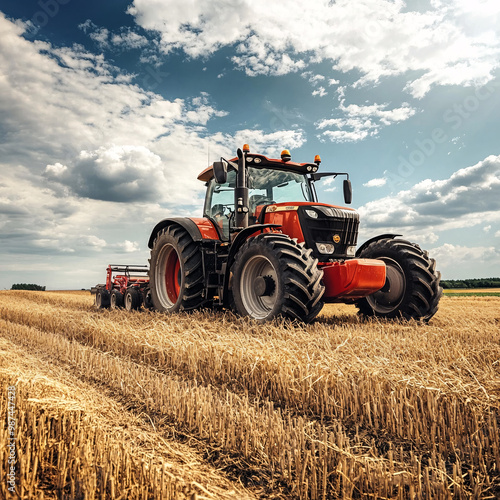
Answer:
355, 238, 442, 321
231, 234, 324, 323
149, 226, 205, 313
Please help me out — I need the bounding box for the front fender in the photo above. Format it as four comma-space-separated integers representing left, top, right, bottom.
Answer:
356, 233, 401, 257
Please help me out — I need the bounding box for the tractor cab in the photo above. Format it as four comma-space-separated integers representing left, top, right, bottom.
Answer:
198, 147, 357, 262
203, 166, 315, 239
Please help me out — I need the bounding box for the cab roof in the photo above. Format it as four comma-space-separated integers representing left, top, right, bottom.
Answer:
197, 152, 320, 183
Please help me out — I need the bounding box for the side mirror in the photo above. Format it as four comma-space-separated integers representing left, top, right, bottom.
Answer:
343, 179, 352, 204
213, 160, 228, 184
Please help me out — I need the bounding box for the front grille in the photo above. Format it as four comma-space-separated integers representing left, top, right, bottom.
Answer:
298, 205, 359, 261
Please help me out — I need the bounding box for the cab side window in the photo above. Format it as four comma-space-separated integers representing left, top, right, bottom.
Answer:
204, 171, 236, 240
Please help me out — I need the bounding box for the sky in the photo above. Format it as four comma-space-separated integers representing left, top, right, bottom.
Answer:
0, 0, 499, 289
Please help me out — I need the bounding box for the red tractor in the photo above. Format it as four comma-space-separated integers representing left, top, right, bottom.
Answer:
93, 145, 442, 323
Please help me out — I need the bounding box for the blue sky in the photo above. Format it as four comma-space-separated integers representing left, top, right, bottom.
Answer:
0, 0, 499, 289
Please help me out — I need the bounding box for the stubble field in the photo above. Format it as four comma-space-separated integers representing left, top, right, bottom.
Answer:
0, 290, 499, 499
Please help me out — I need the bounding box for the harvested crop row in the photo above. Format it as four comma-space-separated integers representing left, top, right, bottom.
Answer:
0, 381, 206, 499
5, 290, 93, 311
2, 295, 499, 405
1, 294, 498, 462
1, 318, 483, 499
1, 292, 499, 497
0, 335, 257, 500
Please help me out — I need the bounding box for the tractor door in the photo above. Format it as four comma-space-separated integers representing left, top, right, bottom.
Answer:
203, 170, 236, 240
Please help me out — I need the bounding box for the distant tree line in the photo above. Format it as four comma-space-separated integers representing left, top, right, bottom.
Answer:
11, 283, 46, 291
441, 278, 500, 289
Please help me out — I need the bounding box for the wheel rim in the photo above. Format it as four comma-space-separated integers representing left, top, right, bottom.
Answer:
366, 257, 406, 314
239, 255, 278, 320
96, 292, 102, 308
155, 244, 182, 307
111, 293, 116, 309
125, 290, 135, 311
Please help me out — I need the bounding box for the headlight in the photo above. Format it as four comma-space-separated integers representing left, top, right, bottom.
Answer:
346, 246, 356, 257
305, 209, 318, 219
316, 243, 335, 254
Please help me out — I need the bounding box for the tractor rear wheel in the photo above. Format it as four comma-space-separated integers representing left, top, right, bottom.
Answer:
110, 290, 123, 309
355, 238, 442, 321
232, 234, 324, 323
149, 225, 205, 313
95, 289, 110, 309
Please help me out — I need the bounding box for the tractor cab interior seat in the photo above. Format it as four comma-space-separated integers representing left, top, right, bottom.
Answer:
249, 195, 274, 223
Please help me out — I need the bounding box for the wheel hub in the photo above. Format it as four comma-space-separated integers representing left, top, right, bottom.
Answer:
367, 257, 406, 314
254, 275, 276, 296
239, 255, 278, 320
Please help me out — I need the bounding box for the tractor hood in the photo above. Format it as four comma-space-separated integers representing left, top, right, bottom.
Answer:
259, 202, 360, 261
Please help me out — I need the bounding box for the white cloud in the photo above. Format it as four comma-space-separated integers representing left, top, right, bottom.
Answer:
317, 101, 416, 143
358, 155, 500, 235
78, 235, 108, 250
483, 225, 491, 233
429, 243, 500, 270
345, 102, 416, 125
312, 87, 327, 97
45, 163, 68, 176
45, 145, 166, 203
301, 72, 325, 85
116, 240, 141, 253
232, 41, 307, 76
495, 230, 500, 237
414, 232, 440, 246
0, 12, 304, 272
79, 20, 110, 47
210, 129, 306, 158
363, 177, 387, 187
111, 30, 149, 49
0, 13, 292, 211
80, 19, 151, 51
320, 128, 370, 143
128, 0, 500, 96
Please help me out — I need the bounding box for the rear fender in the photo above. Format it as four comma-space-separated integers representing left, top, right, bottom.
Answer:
148, 217, 220, 248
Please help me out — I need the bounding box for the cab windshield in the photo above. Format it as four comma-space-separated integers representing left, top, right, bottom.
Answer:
204, 167, 313, 238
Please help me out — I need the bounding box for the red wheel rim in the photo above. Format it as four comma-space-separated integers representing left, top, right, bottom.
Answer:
165, 250, 181, 303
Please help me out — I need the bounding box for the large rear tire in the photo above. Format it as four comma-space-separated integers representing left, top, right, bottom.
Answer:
232, 234, 324, 323
149, 225, 205, 313
355, 238, 442, 321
